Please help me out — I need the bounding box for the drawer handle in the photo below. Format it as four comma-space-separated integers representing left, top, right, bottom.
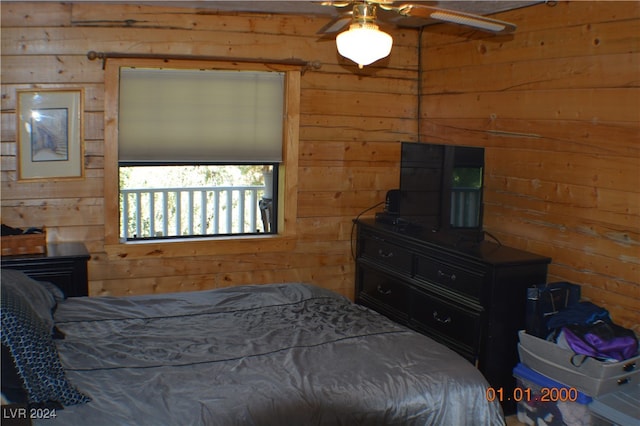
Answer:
377, 285, 392, 296
617, 377, 630, 386
437, 270, 456, 281
377, 249, 394, 258
623, 362, 636, 372
432, 311, 452, 324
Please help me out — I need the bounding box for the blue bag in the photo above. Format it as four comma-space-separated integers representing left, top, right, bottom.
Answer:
525, 282, 581, 338
546, 301, 610, 330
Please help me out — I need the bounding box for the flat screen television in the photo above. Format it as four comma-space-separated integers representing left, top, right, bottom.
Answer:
396, 142, 484, 232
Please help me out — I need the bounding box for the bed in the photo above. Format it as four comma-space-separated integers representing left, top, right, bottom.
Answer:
1, 269, 505, 425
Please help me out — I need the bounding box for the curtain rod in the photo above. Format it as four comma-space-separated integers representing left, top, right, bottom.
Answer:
87, 51, 322, 74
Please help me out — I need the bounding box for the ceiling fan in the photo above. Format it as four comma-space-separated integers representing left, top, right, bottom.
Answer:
318, 1, 517, 68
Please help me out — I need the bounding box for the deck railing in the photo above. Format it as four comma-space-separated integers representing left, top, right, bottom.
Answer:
451, 188, 482, 228
121, 186, 479, 239
120, 186, 269, 240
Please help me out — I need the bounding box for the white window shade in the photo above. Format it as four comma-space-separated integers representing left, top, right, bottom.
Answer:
118, 67, 284, 163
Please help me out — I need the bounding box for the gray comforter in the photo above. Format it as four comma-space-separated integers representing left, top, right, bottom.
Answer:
41, 283, 504, 425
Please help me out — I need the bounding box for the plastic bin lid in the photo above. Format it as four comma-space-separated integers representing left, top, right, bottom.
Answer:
589, 384, 640, 426
513, 363, 592, 404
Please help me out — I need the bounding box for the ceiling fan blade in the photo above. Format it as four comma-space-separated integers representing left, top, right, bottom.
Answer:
317, 13, 352, 34
397, 4, 517, 34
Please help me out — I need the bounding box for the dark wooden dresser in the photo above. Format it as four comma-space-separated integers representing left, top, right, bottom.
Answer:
354, 218, 550, 412
1, 242, 90, 297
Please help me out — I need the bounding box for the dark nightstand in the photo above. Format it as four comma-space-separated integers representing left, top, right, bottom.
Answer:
1, 242, 90, 297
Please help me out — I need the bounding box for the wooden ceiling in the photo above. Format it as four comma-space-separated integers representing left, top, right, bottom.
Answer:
90, 1, 542, 28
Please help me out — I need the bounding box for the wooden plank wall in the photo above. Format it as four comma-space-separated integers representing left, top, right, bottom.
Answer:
420, 1, 639, 331
0, 2, 418, 299
1, 2, 638, 331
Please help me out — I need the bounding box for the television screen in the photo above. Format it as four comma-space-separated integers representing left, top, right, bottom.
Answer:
397, 142, 484, 231
398, 143, 443, 230
451, 166, 483, 228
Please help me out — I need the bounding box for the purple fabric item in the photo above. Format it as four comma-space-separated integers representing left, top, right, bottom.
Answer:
563, 321, 638, 361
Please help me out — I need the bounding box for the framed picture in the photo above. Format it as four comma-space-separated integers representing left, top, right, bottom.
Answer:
17, 89, 84, 180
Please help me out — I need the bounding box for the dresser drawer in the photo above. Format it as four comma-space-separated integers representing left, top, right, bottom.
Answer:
359, 267, 411, 318
360, 232, 413, 274
415, 256, 484, 300
410, 290, 483, 352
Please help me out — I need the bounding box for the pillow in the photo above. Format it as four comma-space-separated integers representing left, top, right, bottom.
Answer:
0, 269, 61, 332
0, 283, 90, 406
40, 280, 66, 303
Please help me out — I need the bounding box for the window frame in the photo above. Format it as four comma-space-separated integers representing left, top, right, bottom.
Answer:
103, 58, 299, 258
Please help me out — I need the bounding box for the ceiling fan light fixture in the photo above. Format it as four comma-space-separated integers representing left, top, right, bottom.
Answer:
336, 22, 393, 69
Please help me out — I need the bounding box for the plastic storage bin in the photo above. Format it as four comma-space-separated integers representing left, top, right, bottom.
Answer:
589, 384, 640, 426
518, 330, 639, 397
513, 363, 595, 426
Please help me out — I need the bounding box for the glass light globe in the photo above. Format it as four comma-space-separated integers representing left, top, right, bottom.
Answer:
336, 23, 393, 69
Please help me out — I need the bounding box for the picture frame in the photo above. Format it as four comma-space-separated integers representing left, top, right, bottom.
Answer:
17, 89, 84, 180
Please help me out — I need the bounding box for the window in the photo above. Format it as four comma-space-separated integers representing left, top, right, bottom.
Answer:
119, 164, 277, 239
103, 59, 300, 252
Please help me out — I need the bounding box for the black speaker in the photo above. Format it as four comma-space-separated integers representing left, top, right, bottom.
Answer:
384, 189, 401, 214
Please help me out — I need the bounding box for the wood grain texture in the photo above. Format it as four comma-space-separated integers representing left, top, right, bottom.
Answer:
421, 1, 640, 332
1, 1, 638, 332
0, 2, 412, 303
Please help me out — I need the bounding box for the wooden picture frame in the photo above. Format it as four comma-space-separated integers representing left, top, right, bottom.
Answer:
17, 89, 84, 180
